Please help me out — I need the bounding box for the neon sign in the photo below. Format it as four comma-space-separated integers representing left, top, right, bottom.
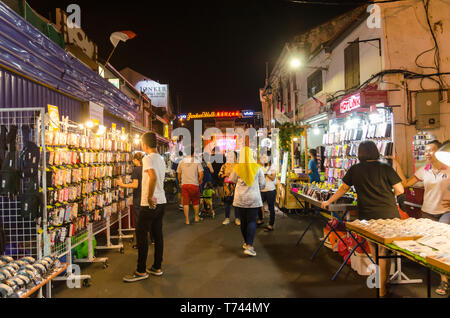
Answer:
339, 93, 361, 114
242, 111, 254, 117
178, 111, 242, 121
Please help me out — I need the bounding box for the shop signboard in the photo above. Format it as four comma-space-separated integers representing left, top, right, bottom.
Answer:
89, 102, 104, 125
360, 90, 388, 106
339, 93, 361, 114
135, 79, 168, 109
55, 8, 98, 62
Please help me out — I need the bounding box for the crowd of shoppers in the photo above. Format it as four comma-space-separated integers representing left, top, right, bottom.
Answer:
122, 134, 449, 297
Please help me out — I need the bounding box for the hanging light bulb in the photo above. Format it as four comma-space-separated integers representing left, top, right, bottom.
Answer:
85, 120, 94, 129
97, 125, 106, 135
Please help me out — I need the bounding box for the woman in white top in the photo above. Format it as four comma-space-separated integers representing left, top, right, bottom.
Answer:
258, 149, 277, 231
229, 147, 266, 257
393, 140, 449, 296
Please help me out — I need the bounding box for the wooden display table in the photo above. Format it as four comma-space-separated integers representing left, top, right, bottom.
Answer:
19, 263, 68, 298
346, 224, 450, 298
276, 175, 309, 210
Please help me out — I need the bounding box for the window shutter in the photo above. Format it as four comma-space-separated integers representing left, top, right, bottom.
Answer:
344, 45, 352, 90
352, 41, 360, 88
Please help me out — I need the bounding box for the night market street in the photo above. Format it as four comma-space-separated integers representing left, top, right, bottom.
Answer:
52, 203, 438, 298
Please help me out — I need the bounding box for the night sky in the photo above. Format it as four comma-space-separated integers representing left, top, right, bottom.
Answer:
29, 0, 364, 113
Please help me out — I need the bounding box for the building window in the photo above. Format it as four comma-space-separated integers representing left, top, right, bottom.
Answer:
344, 39, 360, 90
307, 70, 323, 98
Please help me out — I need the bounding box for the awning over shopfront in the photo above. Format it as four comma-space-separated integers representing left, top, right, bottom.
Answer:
0, 1, 138, 123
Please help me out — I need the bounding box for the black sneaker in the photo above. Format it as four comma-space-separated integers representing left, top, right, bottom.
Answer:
146, 267, 163, 276
123, 272, 149, 282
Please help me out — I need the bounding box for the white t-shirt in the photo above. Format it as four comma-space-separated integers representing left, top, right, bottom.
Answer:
414, 164, 450, 214
141, 153, 167, 206
261, 165, 276, 192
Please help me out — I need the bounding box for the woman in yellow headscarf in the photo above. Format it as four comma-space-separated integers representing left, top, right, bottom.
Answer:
228, 147, 266, 257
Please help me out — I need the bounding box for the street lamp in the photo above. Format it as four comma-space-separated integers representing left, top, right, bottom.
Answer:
290, 58, 301, 69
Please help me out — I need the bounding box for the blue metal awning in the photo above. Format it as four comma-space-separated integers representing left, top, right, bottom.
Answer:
0, 1, 137, 122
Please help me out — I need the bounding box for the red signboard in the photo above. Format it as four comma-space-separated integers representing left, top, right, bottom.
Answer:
339, 93, 361, 114
360, 90, 388, 106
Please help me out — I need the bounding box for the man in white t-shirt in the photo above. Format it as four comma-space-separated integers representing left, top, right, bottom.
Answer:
123, 132, 166, 283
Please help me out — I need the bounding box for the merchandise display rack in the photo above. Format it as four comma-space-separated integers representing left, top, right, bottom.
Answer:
1, 111, 134, 297
323, 108, 394, 186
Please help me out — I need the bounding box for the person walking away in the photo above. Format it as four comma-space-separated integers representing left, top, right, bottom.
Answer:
259, 150, 277, 232
201, 152, 214, 193
123, 132, 167, 282
392, 140, 449, 296
211, 147, 225, 205
171, 151, 184, 211
229, 147, 266, 257
219, 151, 239, 225
321, 141, 404, 297
307, 149, 321, 183
117, 152, 145, 248
177, 146, 204, 224
201, 181, 216, 217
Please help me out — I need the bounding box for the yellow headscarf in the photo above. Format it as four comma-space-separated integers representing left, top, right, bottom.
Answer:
233, 146, 260, 186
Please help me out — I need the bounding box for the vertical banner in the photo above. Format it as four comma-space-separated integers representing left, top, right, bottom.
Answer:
112, 123, 117, 131
280, 152, 289, 185
47, 104, 60, 131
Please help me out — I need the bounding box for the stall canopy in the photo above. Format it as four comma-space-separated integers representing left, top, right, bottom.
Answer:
0, 1, 137, 122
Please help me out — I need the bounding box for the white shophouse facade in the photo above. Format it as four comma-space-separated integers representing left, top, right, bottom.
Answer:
262, 0, 450, 177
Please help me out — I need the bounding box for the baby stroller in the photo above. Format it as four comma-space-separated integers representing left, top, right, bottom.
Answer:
199, 195, 215, 218
200, 182, 215, 218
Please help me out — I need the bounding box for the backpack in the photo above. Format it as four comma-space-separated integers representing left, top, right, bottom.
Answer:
0, 152, 20, 196
0, 126, 20, 196
19, 126, 40, 179
20, 183, 43, 220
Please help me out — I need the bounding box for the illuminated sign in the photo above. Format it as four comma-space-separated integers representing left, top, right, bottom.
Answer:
216, 137, 237, 151
178, 111, 242, 121
242, 111, 254, 117
339, 93, 361, 114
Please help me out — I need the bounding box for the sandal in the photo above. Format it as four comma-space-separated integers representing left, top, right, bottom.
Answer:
264, 225, 274, 232
435, 281, 449, 296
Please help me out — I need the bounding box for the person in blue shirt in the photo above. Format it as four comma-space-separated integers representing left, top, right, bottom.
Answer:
307, 149, 321, 183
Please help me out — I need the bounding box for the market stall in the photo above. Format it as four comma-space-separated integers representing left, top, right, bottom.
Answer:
276, 124, 310, 211
347, 218, 450, 298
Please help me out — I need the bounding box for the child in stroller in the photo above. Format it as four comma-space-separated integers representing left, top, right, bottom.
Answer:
200, 182, 215, 218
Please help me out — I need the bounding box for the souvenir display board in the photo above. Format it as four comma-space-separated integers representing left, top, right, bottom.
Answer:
322, 109, 394, 186
44, 127, 133, 253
